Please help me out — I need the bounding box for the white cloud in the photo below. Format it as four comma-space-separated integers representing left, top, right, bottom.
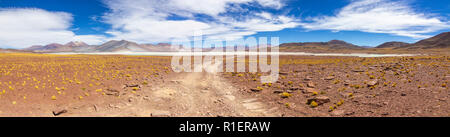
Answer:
102, 0, 297, 43
300, 0, 450, 38
0, 8, 106, 48
255, 0, 284, 9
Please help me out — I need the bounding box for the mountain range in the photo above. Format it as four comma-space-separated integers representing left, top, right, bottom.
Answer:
279, 32, 450, 52
279, 39, 365, 51
11, 31, 450, 53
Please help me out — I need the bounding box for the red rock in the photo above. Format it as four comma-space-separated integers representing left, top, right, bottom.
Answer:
307, 96, 330, 105
307, 81, 315, 88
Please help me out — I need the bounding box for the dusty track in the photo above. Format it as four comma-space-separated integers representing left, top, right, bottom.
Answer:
146, 72, 278, 117
55, 61, 279, 117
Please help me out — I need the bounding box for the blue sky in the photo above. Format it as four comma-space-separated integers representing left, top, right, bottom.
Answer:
0, 0, 449, 48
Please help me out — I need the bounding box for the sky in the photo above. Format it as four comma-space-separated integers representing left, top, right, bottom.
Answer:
0, 0, 449, 48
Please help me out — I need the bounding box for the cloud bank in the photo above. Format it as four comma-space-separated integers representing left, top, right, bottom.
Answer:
0, 8, 106, 48
101, 0, 297, 43
300, 0, 450, 38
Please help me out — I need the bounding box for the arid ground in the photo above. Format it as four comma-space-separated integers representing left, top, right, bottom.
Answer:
0, 53, 448, 117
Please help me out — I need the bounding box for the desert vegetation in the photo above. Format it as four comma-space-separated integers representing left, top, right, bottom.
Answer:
0, 53, 173, 116
222, 55, 449, 117
0, 53, 448, 117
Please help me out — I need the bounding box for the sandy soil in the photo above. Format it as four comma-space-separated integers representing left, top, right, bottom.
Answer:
223, 56, 449, 117
0, 53, 448, 117
0, 55, 278, 117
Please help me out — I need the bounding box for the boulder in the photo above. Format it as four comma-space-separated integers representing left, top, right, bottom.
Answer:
324, 76, 335, 80
303, 88, 318, 94
304, 76, 313, 81
273, 90, 284, 93
307, 81, 315, 88
279, 72, 289, 75
307, 96, 330, 105
367, 80, 378, 87
250, 88, 263, 92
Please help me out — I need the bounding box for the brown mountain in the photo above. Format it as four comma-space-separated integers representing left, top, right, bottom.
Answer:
140, 43, 179, 52
24, 41, 93, 52
23, 43, 64, 52
24, 40, 181, 53
22, 32, 449, 53
399, 32, 450, 49
0, 48, 27, 53
65, 41, 89, 47
95, 40, 149, 52
279, 40, 364, 52
376, 42, 410, 48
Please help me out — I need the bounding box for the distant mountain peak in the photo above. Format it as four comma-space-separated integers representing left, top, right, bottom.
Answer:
376, 41, 410, 48
65, 41, 88, 47
95, 39, 146, 52
400, 31, 450, 49
328, 40, 348, 45
279, 40, 363, 51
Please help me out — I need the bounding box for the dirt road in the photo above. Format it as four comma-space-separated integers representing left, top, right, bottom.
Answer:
52, 60, 279, 117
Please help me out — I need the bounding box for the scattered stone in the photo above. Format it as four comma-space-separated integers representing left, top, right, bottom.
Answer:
416, 110, 422, 114
445, 76, 450, 80
324, 76, 335, 80
330, 110, 345, 116
289, 87, 300, 90
121, 85, 127, 89
250, 88, 263, 92
352, 69, 365, 72
279, 72, 289, 75
367, 80, 378, 86
93, 105, 98, 112
273, 90, 283, 94
109, 104, 121, 109
307, 96, 330, 105
52, 109, 68, 116
304, 76, 313, 81
345, 111, 355, 116
401, 93, 407, 96
303, 88, 317, 94
344, 80, 351, 86
105, 88, 120, 96
432, 105, 441, 109
125, 84, 140, 88
170, 80, 181, 84
307, 81, 315, 88
214, 99, 224, 104
340, 92, 352, 98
